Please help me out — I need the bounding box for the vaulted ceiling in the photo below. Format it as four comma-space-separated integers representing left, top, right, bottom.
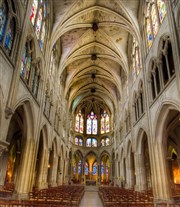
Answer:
50, 0, 141, 115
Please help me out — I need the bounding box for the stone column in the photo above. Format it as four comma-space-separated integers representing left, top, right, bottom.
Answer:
14, 139, 36, 198
134, 153, 147, 191
0, 149, 9, 186
51, 156, 58, 187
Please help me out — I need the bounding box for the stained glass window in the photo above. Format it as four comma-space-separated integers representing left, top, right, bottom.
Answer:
0, 1, 8, 43
106, 138, 110, 146
86, 111, 97, 134
85, 162, 89, 175
75, 137, 78, 145
151, 3, 159, 37
74, 137, 83, 146
39, 21, 45, 49
35, 7, 42, 39
5, 17, 15, 53
73, 164, 76, 174
79, 138, 83, 146
106, 164, 109, 175
101, 111, 110, 134
75, 110, 84, 133
92, 138, 97, 147
78, 160, 81, 174
132, 38, 141, 81
30, 0, 38, 25
86, 138, 97, 147
31, 62, 40, 98
101, 162, 104, 175
145, 0, 166, 49
101, 138, 105, 146
86, 138, 91, 147
92, 162, 97, 175
101, 137, 110, 147
146, 18, 153, 48
21, 41, 33, 83
30, 0, 47, 50
157, 0, 166, 23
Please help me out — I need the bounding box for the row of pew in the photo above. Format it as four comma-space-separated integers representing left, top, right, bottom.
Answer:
0, 185, 85, 207
99, 186, 154, 207
98, 186, 180, 207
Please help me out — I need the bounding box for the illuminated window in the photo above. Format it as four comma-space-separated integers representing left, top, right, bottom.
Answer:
101, 137, 110, 146
21, 39, 41, 99
30, 0, 48, 50
157, 0, 166, 23
85, 162, 89, 175
0, 0, 8, 43
0, 0, 17, 55
132, 38, 141, 82
75, 110, 84, 133
21, 41, 32, 83
78, 160, 82, 174
101, 111, 110, 134
145, 0, 167, 49
86, 138, 97, 147
92, 162, 97, 175
86, 111, 97, 135
74, 137, 83, 146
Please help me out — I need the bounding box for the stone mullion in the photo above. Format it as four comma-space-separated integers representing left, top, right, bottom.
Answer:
152, 71, 158, 97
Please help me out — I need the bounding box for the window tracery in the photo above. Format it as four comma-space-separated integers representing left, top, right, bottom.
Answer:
86, 138, 97, 147
74, 137, 83, 146
145, 0, 167, 49
0, 0, 17, 55
75, 110, 84, 133
101, 110, 110, 134
86, 111, 97, 135
30, 0, 48, 50
20, 39, 41, 99
101, 137, 110, 147
132, 38, 141, 82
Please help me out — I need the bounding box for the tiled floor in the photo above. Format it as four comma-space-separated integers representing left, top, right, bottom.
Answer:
79, 191, 103, 207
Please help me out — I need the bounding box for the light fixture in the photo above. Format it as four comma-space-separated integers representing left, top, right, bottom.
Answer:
91, 54, 97, 61
92, 22, 98, 32
91, 88, 96, 93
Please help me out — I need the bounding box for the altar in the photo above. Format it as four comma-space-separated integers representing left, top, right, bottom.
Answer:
86, 180, 96, 186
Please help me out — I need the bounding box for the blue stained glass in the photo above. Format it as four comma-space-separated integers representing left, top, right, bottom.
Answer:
43, 1, 47, 17
5, 18, 15, 52
21, 44, 27, 77
101, 164, 104, 175
0, 2, 8, 43
85, 162, 89, 175
92, 162, 97, 175
78, 160, 81, 174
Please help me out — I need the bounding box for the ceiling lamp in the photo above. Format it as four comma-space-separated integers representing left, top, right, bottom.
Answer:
91, 54, 97, 61
91, 73, 96, 79
91, 88, 96, 93
92, 22, 98, 31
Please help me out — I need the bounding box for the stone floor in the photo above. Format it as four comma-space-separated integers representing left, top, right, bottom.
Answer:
79, 186, 103, 207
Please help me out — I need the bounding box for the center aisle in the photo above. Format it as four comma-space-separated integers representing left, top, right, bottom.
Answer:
79, 186, 103, 207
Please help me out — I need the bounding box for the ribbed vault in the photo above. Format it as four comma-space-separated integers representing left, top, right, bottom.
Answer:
49, 0, 141, 116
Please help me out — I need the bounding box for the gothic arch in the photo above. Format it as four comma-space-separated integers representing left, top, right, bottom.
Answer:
135, 128, 149, 154
154, 102, 180, 144
12, 99, 34, 142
